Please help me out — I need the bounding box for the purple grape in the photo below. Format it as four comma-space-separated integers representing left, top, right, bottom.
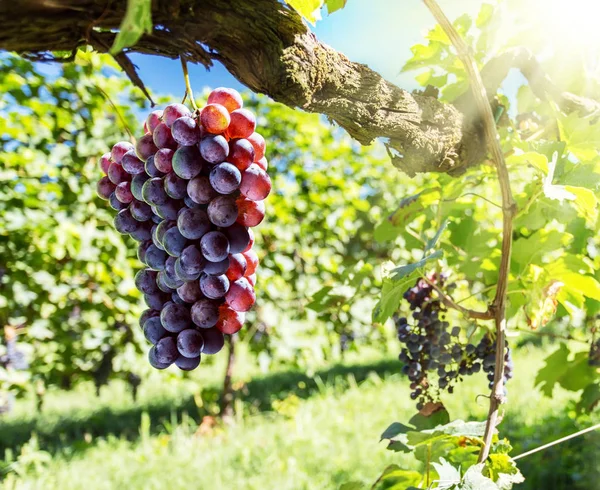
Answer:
154, 148, 174, 174
153, 199, 181, 221
191, 299, 220, 328
129, 222, 152, 241
145, 154, 163, 177
145, 244, 168, 271
200, 231, 230, 262
207, 195, 238, 227
177, 207, 211, 240
142, 177, 169, 206
156, 271, 175, 293
184, 195, 201, 208
175, 354, 201, 371
155, 220, 175, 246
187, 175, 218, 205
108, 162, 130, 185
204, 257, 230, 276
163, 226, 187, 257
172, 146, 203, 180
153, 122, 177, 150
163, 103, 192, 127
174, 258, 201, 282
178, 244, 207, 275
177, 281, 204, 303
121, 149, 146, 175
160, 302, 192, 333
131, 173, 150, 201
139, 308, 159, 329
112, 141, 135, 164
177, 329, 204, 358
200, 134, 229, 164
222, 223, 251, 254
164, 256, 185, 289
149, 346, 171, 369
144, 291, 171, 310
172, 116, 202, 146
143, 316, 167, 344
199, 273, 230, 299
138, 240, 152, 264
209, 163, 241, 194
154, 336, 179, 364
164, 172, 188, 199
130, 199, 154, 221
109, 192, 128, 211
114, 208, 139, 234
201, 327, 225, 354
135, 269, 159, 294
135, 134, 158, 162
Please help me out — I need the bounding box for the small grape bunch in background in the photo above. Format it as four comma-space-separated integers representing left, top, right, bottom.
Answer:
96, 87, 270, 371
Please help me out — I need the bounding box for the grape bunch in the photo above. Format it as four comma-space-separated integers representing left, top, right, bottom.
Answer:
394, 273, 512, 410
96, 87, 270, 371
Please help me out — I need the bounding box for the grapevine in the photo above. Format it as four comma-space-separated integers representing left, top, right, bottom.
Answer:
96, 87, 270, 371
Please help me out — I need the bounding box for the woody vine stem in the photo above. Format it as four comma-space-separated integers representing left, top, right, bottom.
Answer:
422, 0, 517, 463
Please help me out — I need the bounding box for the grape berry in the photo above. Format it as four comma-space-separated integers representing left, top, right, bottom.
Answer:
96, 87, 269, 371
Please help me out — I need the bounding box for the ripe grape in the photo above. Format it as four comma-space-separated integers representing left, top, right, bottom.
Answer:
156, 271, 175, 293
247, 132, 266, 161
209, 162, 241, 194
115, 181, 134, 203
146, 110, 163, 133
174, 258, 200, 282
200, 231, 230, 262
130, 199, 153, 221
228, 138, 255, 171
114, 208, 139, 234
155, 220, 175, 247
135, 134, 158, 162
99, 152, 112, 174
135, 268, 159, 294
177, 207, 211, 240
207, 195, 238, 227
145, 244, 168, 271
144, 291, 171, 310
149, 346, 171, 369
225, 277, 256, 312
175, 355, 201, 371
109, 193, 128, 211
199, 273, 230, 299
153, 199, 181, 221
173, 145, 203, 179
240, 164, 271, 201
172, 116, 202, 146
111, 141, 134, 164
201, 103, 230, 134
142, 177, 169, 206
226, 253, 247, 281
200, 134, 229, 164
131, 173, 149, 201
187, 175, 218, 204
216, 305, 244, 334
246, 273, 256, 286
154, 148, 174, 174
204, 257, 230, 276
255, 156, 268, 171
154, 336, 179, 364
228, 109, 256, 139
177, 281, 204, 304
139, 308, 159, 329
153, 122, 177, 150
160, 302, 191, 333
121, 150, 146, 175
163, 103, 192, 127
201, 327, 225, 354
243, 249, 259, 276
236, 197, 265, 227
222, 223, 251, 254
97, 176, 116, 200
178, 244, 207, 276
177, 329, 204, 358
162, 226, 187, 257
108, 162, 130, 185
143, 316, 167, 344
191, 299, 220, 328
207, 87, 243, 112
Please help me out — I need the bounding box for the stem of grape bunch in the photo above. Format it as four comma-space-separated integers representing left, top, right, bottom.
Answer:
180, 56, 199, 111
422, 0, 517, 463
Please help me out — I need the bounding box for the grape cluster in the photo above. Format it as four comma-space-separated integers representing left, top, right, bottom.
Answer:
96, 87, 270, 371
394, 274, 512, 409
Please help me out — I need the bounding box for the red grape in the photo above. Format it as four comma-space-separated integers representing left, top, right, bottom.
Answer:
146, 110, 163, 133
154, 148, 174, 173
228, 109, 256, 139
243, 248, 259, 276
201, 103, 230, 134
247, 132, 266, 161
226, 253, 247, 281
255, 156, 268, 171
207, 87, 243, 112
153, 122, 177, 150
121, 149, 146, 175
99, 152, 112, 174
200, 134, 229, 164
112, 141, 134, 164
172, 116, 202, 146
97, 176, 116, 200
216, 305, 245, 334
163, 103, 192, 127
136, 134, 158, 162
236, 197, 265, 227
240, 164, 271, 201
107, 161, 130, 185
115, 181, 134, 203
242, 228, 254, 253
228, 138, 255, 171
225, 277, 256, 312
247, 273, 256, 286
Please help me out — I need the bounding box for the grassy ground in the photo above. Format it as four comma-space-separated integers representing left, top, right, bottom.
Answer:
1, 344, 599, 490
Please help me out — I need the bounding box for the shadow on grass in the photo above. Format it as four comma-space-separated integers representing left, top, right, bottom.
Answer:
0, 359, 401, 457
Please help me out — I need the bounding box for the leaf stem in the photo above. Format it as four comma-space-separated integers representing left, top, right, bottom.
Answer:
422, 276, 492, 320
180, 56, 198, 111
423, 0, 517, 464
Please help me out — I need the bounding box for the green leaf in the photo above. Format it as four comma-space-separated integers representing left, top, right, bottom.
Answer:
408, 407, 450, 430
285, 0, 323, 24
380, 422, 412, 441
565, 185, 598, 225
406, 420, 487, 446
371, 465, 422, 490
431, 458, 461, 488
506, 151, 548, 174
475, 3, 494, 28
425, 219, 448, 254
339, 483, 365, 490
535, 344, 596, 396
487, 453, 524, 489
557, 111, 600, 161
110, 0, 153, 54
576, 382, 600, 413
325, 0, 347, 14
457, 464, 498, 490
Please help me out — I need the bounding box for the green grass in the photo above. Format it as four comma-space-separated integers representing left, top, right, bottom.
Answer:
1, 344, 599, 490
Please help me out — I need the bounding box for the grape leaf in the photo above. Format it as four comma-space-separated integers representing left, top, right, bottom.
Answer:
431, 458, 461, 489
535, 344, 596, 396
325, 0, 347, 14
456, 464, 498, 490
338, 483, 365, 490
110, 0, 153, 54
285, 0, 323, 24
371, 465, 422, 490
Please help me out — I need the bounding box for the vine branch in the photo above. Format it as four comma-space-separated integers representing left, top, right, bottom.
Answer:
422, 276, 493, 321
422, 0, 516, 464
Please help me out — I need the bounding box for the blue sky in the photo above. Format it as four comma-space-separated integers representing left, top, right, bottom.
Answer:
129, 0, 485, 98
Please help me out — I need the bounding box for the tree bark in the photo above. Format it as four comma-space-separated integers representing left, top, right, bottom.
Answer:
0, 0, 477, 175
219, 334, 236, 420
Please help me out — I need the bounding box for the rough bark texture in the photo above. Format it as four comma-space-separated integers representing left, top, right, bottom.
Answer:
0, 0, 473, 175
